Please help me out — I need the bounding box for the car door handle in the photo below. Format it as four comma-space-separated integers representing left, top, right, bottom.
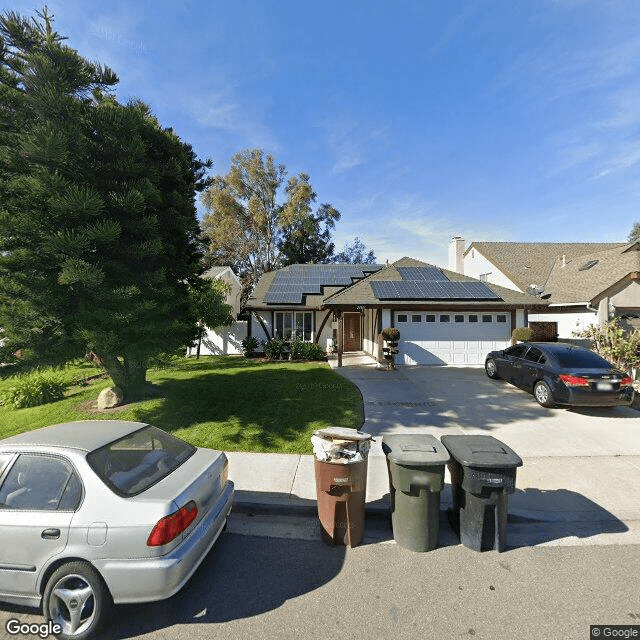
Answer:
41, 528, 60, 540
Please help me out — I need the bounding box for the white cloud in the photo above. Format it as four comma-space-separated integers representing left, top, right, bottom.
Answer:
594, 146, 640, 179
320, 114, 390, 175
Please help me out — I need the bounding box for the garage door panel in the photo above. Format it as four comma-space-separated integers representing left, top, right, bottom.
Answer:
397, 311, 511, 365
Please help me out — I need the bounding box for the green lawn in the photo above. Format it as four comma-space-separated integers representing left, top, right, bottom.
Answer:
0, 357, 363, 453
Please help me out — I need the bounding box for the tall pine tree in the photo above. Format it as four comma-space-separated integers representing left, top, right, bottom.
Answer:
0, 9, 210, 400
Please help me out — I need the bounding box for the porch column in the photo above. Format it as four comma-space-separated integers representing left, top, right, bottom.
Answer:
336, 310, 343, 367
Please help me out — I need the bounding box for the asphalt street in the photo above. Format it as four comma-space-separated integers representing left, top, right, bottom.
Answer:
2, 522, 639, 640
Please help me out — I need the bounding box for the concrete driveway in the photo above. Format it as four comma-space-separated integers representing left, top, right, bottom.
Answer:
330, 360, 640, 541
335, 363, 640, 458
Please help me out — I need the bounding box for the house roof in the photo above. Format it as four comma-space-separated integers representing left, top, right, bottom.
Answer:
542, 242, 640, 304
323, 257, 546, 308
203, 266, 229, 278
246, 263, 383, 309
466, 242, 625, 292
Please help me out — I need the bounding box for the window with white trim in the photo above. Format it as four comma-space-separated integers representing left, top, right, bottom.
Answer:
274, 311, 313, 341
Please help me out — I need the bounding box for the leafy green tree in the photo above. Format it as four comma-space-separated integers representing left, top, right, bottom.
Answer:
628, 222, 640, 243
279, 203, 340, 265
201, 149, 339, 300
0, 9, 211, 400
331, 237, 378, 264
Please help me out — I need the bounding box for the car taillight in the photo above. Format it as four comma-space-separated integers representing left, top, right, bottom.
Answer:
559, 374, 589, 387
620, 376, 633, 387
222, 458, 229, 486
147, 501, 198, 547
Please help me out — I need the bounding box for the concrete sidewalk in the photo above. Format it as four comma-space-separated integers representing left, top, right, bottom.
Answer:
228, 354, 640, 547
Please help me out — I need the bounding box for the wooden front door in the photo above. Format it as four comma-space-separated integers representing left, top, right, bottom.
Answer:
343, 313, 362, 351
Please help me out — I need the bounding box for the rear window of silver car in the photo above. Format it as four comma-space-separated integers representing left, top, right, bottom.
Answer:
87, 426, 196, 497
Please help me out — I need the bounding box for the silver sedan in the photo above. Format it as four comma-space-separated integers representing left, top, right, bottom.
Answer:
0, 420, 234, 640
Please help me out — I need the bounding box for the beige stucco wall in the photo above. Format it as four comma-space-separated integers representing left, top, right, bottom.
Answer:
610, 280, 640, 309
215, 269, 242, 318
463, 250, 522, 291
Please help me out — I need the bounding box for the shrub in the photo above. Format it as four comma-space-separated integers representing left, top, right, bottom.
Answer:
263, 337, 287, 360
305, 343, 326, 360
511, 327, 533, 343
574, 318, 640, 373
382, 327, 400, 343
3, 371, 69, 410
241, 336, 260, 357
290, 338, 306, 359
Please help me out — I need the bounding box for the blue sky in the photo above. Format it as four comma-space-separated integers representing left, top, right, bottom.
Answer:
7, 0, 640, 266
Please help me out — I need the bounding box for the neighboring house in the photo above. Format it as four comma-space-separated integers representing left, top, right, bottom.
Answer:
186, 266, 247, 356
450, 237, 640, 339
246, 258, 547, 366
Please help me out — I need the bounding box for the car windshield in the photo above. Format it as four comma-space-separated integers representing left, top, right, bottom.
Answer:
87, 426, 196, 497
554, 349, 612, 369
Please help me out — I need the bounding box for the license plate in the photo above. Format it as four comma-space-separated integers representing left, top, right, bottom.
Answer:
596, 382, 614, 391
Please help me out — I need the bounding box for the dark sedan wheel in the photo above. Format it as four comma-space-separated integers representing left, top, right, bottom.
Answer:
533, 381, 555, 407
43, 561, 112, 640
485, 358, 500, 379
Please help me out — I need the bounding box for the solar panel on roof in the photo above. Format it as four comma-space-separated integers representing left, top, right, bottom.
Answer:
371, 280, 501, 300
264, 264, 383, 304
397, 266, 450, 281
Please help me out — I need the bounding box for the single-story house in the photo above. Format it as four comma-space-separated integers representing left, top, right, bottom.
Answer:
451, 237, 640, 339
186, 266, 247, 356
246, 257, 548, 365
245, 263, 384, 353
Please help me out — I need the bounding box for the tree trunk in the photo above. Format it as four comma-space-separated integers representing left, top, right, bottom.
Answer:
100, 354, 148, 402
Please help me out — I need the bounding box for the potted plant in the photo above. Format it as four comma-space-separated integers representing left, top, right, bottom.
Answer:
381, 327, 400, 370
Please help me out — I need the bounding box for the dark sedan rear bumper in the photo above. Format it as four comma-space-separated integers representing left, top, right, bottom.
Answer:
552, 384, 633, 407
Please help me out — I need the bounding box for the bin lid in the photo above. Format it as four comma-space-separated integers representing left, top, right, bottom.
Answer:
440, 435, 522, 468
382, 434, 450, 466
313, 427, 373, 442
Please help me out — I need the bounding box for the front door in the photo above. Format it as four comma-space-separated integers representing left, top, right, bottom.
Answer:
343, 313, 362, 351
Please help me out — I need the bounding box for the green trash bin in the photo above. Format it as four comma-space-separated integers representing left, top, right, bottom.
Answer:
382, 434, 450, 552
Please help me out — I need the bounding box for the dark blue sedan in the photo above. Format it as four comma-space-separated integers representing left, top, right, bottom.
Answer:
484, 342, 633, 408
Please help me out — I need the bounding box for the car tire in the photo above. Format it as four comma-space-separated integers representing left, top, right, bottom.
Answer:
43, 561, 112, 640
533, 381, 555, 407
485, 358, 500, 379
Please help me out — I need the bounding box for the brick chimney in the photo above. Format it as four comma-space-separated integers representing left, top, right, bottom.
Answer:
448, 236, 465, 273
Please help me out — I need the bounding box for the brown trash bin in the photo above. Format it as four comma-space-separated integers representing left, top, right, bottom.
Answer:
312, 427, 372, 548
314, 457, 368, 547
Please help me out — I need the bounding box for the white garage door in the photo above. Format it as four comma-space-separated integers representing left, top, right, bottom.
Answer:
395, 311, 511, 365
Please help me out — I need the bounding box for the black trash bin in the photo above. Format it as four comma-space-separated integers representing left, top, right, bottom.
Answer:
382, 434, 450, 551
441, 435, 522, 552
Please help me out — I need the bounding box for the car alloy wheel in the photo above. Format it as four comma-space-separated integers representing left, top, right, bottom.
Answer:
485, 359, 499, 379
534, 381, 554, 407
43, 561, 111, 640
